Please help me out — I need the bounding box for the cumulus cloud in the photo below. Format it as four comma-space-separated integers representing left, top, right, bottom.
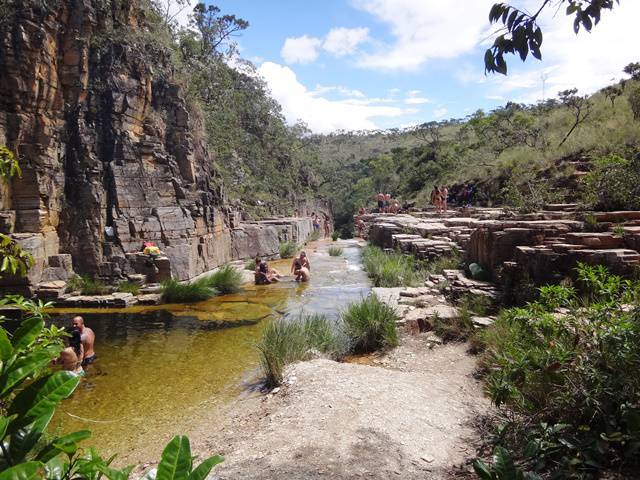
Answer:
323, 27, 370, 57
281, 35, 323, 64
258, 62, 409, 132
353, 0, 495, 70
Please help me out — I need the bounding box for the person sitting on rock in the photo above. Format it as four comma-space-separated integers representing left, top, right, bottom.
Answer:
255, 256, 282, 285
291, 251, 310, 282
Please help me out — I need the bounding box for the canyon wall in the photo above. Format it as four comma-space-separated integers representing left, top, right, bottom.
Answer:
0, 1, 329, 294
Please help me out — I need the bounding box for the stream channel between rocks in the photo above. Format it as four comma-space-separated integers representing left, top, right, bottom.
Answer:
46, 240, 370, 465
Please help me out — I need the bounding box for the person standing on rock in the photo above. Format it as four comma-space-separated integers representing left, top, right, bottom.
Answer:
440, 186, 449, 213
323, 216, 331, 238
375, 192, 385, 213
430, 186, 441, 212
72, 316, 97, 366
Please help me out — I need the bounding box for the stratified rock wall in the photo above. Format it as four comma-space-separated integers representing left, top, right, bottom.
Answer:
0, 1, 329, 293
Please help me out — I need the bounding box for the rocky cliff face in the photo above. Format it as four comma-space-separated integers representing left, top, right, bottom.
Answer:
0, 1, 328, 293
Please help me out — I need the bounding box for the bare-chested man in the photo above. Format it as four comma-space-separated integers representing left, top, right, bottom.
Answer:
375, 192, 385, 213
72, 316, 97, 366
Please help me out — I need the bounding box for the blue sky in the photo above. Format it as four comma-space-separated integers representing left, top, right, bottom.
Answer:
189, 0, 640, 133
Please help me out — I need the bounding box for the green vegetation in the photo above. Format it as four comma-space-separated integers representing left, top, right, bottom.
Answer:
477, 263, 640, 477
245, 258, 256, 271
0, 145, 33, 277
361, 245, 423, 287
202, 265, 244, 294
0, 295, 223, 479
279, 242, 297, 259
308, 230, 321, 242
582, 154, 640, 210
160, 278, 218, 303
66, 275, 107, 295
331, 230, 340, 241
342, 294, 399, 353
327, 246, 343, 257
116, 281, 140, 295
257, 314, 347, 387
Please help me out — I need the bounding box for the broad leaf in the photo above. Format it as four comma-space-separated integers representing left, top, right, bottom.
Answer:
472, 459, 495, 480
156, 436, 192, 480
97, 464, 134, 480
0, 329, 13, 362
11, 317, 43, 350
8, 408, 55, 463
45, 456, 66, 480
36, 429, 92, 462
187, 455, 224, 480
0, 461, 45, 480
0, 348, 58, 397
9, 371, 80, 430
0, 415, 12, 441
494, 446, 517, 479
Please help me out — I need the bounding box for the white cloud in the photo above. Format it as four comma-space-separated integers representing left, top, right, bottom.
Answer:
353, 0, 495, 70
433, 107, 448, 118
323, 27, 370, 56
311, 84, 366, 98
281, 35, 323, 64
404, 97, 431, 105
258, 62, 410, 133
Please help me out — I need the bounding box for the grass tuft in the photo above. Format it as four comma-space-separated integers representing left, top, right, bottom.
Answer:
245, 259, 256, 271
328, 246, 343, 257
307, 230, 321, 242
361, 245, 422, 287
341, 294, 399, 353
66, 275, 107, 295
161, 278, 218, 303
202, 265, 244, 294
279, 242, 297, 259
257, 314, 347, 387
117, 281, 140, 295
331, 231, 340, 241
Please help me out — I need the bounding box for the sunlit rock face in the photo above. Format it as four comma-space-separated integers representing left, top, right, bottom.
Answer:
0, 1, 328, 293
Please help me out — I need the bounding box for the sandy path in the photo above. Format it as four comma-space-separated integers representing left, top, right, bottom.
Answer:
191, 334, 490, 479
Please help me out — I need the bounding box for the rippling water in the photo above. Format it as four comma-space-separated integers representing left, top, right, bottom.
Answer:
45, 240, 370, 464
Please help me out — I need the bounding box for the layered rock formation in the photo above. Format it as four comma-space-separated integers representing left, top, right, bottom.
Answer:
362, 206, 640, 286
0, 1, 329, 294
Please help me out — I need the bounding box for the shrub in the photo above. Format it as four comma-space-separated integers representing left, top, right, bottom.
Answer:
279, 241, 297, 259
341, 294, 399, 353
117, 281, 140, 295
257, 314, 347, 387
362, 245, 422, 287
245, 258, 256, 271
582, 154, 640, 211
613, 223, 626, 237
478, 263, 640, 476
202, 265, 244, 294
331, 230, 340, 241
328, 246, 343, 257
308, 230, 321, 242
161, 278, 218, 303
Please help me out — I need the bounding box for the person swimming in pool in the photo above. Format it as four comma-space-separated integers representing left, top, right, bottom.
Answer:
72, 316, 96, 366
57, 328, 85, 376
291, 251, 311, 282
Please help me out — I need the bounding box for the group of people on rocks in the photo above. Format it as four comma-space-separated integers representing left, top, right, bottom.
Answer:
56, 316, 97, 377
430, 185, 449, 213
374, 192, 400, 214
254, 250, 311, 285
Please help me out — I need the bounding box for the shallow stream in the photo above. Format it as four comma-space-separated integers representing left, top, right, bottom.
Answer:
48, 240, 370, 464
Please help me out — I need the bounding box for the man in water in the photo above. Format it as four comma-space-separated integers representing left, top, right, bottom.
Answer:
291, 251, 311, 282
72, 316, 97, 366
57, 328, 84, 376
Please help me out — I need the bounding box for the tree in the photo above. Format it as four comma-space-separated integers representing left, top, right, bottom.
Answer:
410, 121, 442, 147
601, 85, 623, 107
557, 88, 592, 147
189, 3, 249, 60
485, 1, 621, 74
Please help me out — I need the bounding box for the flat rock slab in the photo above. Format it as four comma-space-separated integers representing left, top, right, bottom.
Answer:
424, 304, 460, 319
